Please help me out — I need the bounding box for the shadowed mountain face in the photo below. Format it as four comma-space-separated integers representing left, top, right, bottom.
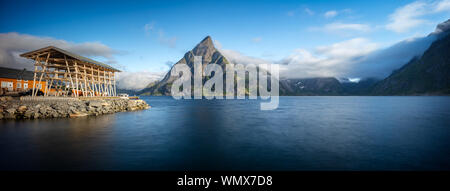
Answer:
370, 19, 450, 95
140, 36, 230, 95
372, 30, 450, 95
367, 19, 450, 95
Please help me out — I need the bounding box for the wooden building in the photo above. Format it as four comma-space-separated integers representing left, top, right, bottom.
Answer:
0, 67, 46, 95
20, 46, 121, 97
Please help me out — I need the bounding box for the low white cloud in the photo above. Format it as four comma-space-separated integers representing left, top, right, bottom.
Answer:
349, 32, 440, 77
386, 0, 450, 33
435, 0, 450, 12
214, 18, 449, 81
386, 1, 428, 33
116, 71, 164, 90
287, 22, 447, 79
219, 33, 440, 79
0, 32, 120, 70
223, 17, 449, 79
324, 10, 338, 18
219, 49, 272, 66
213, 40, 223, 49
278, 38, 378, 78
217, 37, 379, 79
215, 39, 273, 68
316, 38, 378, 58
348, 78, 361, 83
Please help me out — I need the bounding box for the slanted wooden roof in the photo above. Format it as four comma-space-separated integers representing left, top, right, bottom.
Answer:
20, 46, 120, 72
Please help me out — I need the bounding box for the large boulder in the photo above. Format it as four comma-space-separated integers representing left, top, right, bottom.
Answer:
69, 111, 88, 118
18, 105, 27, 112
6, 108, 16, 114
87, 101, 104, 108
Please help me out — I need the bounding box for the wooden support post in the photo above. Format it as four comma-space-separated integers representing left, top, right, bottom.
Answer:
45, 78, 53, 97
32, 56, 40, 97
54, 68, 59, 96
35, 52, 51, 96
64, 55, 75, 97
74, 61, 79, 97
113, 72, 116, 97
108, 71, 112, 97
91, 66, 97, 96
83, 64, 88, 97
97, 68, 102, 96
103, 70, 108, 96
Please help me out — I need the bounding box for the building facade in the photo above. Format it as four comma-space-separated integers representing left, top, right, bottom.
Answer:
0, 67, 46, 95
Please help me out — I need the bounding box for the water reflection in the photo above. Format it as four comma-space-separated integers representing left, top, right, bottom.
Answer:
0, 115, 116, 170
1, 96, 450, 170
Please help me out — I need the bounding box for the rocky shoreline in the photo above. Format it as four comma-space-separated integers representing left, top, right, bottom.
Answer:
0, 96, 150, 120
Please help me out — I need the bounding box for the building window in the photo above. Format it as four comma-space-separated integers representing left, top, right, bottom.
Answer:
1, 81, 6, 88
7, 82, 13, 91
24, 83, 28, 89
17, 82, 22, 89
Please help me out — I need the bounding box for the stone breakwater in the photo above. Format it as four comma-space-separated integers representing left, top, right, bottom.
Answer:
0, 96, 150, 120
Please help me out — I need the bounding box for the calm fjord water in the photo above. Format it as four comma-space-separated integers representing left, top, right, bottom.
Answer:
1, 96, 450, 170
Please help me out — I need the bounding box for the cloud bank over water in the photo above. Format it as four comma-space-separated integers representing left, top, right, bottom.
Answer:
116, 71, 164, 90
218, 18, 450, 80
0, 32, 121, 70
218, 33, 441, 79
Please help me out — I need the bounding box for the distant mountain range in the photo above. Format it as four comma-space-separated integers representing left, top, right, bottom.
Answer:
279, 77, 344, 96
139, 19, 450, 96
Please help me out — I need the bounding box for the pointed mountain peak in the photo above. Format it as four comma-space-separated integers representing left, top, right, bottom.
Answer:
195, 36, 214, 48
201, 35, 213, 44
192, 36, 217, 57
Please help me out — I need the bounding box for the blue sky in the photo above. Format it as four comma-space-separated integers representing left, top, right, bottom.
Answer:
1, 0, 449, 89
